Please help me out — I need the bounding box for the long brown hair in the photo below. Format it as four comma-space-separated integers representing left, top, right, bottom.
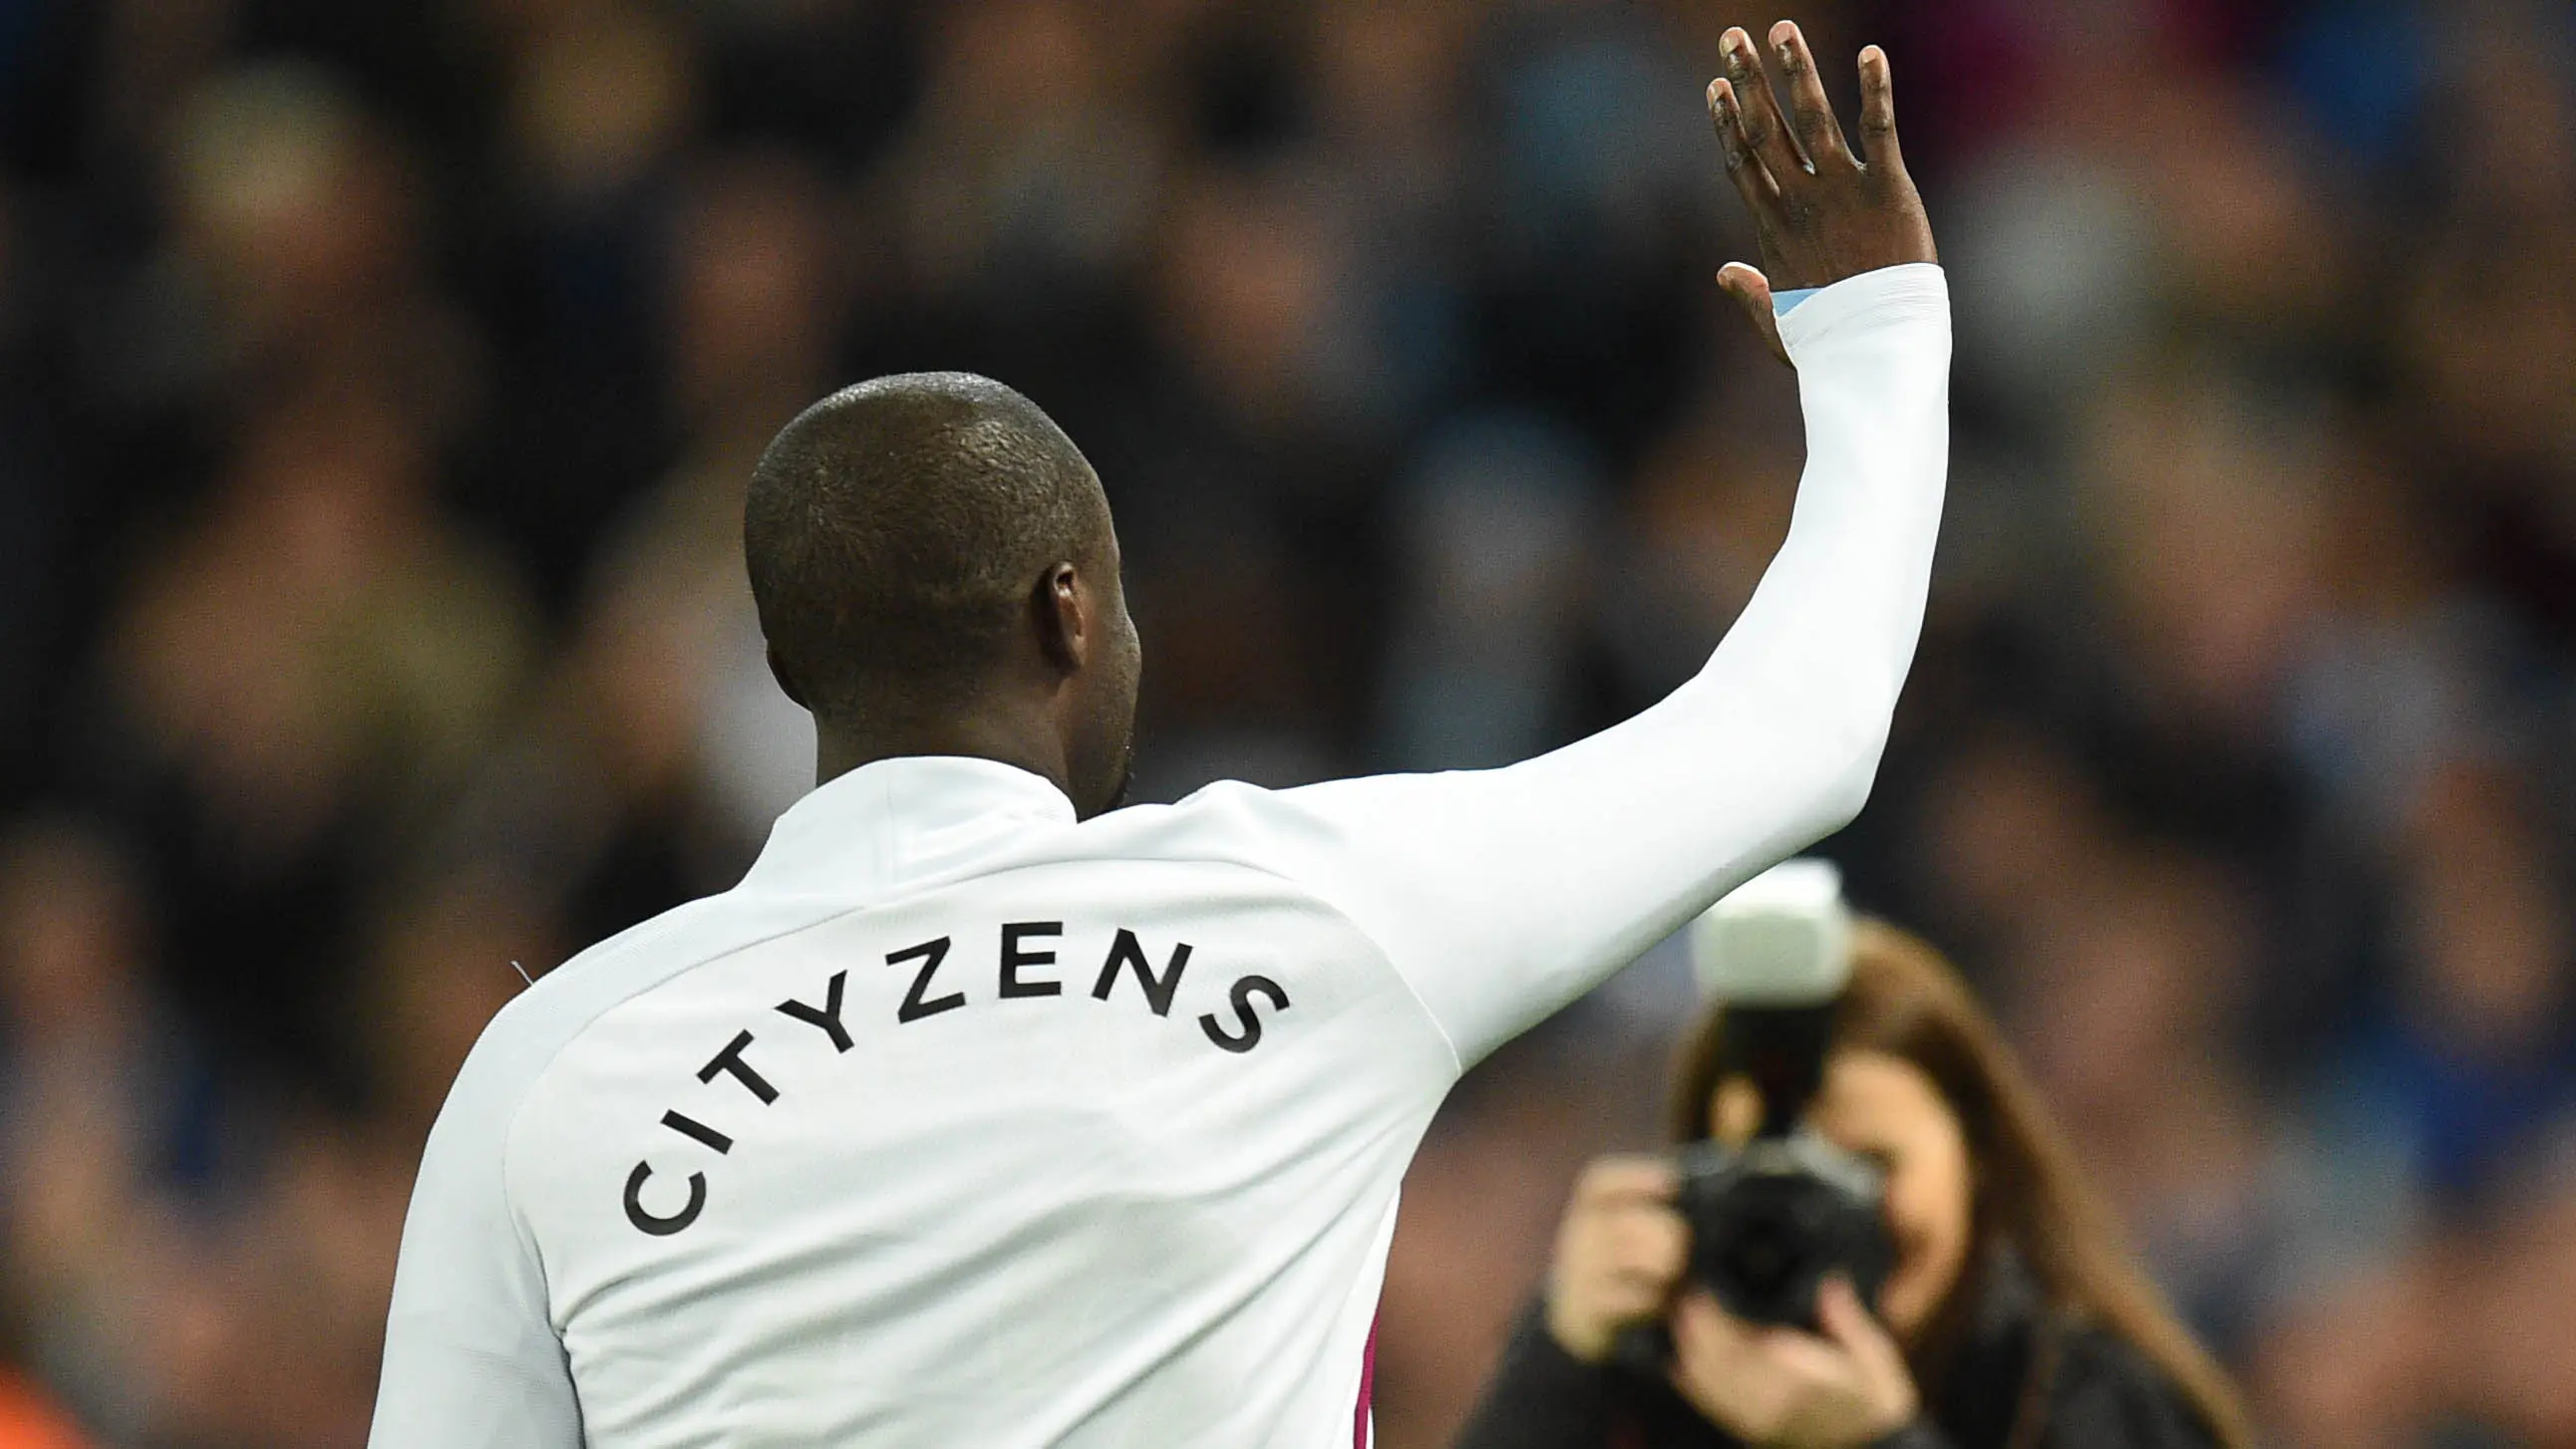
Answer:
1666, 919, 2252, 1449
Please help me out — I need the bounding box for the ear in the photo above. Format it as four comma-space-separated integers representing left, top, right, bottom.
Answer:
1033, 562, 1090, 675
766, 642, 808, 709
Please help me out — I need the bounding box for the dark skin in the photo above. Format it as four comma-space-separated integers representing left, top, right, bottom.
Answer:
1706, 22, 1937, 365
768, 532, 1143, 820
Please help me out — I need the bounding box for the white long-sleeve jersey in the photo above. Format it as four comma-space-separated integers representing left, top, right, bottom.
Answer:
368, 262, 1951, 1449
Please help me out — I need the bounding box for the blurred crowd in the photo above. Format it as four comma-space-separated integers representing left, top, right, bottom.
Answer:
0, 0, 2571, 1444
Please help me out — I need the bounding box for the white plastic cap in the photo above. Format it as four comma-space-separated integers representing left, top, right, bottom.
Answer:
1690, 859, 1853, 1006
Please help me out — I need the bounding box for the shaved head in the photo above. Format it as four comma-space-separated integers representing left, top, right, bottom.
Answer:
745, 372, 1139, 811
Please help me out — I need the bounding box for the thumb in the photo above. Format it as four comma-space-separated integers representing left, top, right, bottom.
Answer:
1815, 1277, 1905, 1382
1717, 262, 1790, 367
1815, 1278, 1922, 1437
1718, 260, 1774, 312
1672, 1288, 1755, 1359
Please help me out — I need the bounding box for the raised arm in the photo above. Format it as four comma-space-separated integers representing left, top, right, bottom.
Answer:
1224, 25, 1947, 1065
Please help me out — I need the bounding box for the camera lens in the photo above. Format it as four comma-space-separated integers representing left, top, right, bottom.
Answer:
1722, 1207, 1800, 1295
1677, 1133, 1891, 1327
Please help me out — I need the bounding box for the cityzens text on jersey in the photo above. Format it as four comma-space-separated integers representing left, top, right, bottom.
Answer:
621, 921, 1290, 1236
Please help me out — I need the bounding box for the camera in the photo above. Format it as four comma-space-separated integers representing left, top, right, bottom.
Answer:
1673, 861, 1890, 1330
1673, 1129, 1891, 1328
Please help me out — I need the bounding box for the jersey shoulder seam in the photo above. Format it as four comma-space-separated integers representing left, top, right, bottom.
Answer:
489, 895, 903, 1281
1113, 840, 1466, 1076
903, 846, 1455, 1074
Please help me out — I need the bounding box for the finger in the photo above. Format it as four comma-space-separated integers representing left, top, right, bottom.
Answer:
1856, 45, 1905, 174
1609, 1207, 1691, 1279
1669, 1304, 1775, 1430
1707, 78, 1781, 219
1717, 262, 1790, 366
1815, 1277, 1907, 1381
1718, 260, 1774, 311
1573, 1155, 1679, 1205
1596, 1267, 1680, 1317
1770, 21, 1853, 170
1671, 1291, 1760, 1369
1720, 28, 1804, 182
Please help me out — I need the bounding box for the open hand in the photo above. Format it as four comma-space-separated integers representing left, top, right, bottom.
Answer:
1668, 1277, 1920, 1449
1707, 23, 1935, 364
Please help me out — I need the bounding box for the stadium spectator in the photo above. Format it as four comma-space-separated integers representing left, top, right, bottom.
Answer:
1454, 921, 2247, 1449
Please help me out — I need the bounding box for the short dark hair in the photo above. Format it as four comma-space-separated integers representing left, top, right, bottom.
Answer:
744, 372, 1108, 725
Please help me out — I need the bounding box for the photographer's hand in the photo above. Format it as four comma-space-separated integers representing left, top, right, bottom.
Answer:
1542, 1157, 1689, 1363
1668, 1277, 1919, 1449
1708, 22, 1933, 365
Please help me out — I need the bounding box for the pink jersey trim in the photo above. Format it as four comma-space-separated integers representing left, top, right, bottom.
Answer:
1353, 1314, 1379, 1448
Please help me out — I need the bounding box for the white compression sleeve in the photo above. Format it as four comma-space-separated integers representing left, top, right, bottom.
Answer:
1229, 262, 1951, 1064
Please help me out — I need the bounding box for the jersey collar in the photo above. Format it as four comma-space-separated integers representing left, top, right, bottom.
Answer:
741, 754, 1079, 896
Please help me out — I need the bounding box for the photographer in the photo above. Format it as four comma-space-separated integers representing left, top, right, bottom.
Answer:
1454, 913, 2250, 1449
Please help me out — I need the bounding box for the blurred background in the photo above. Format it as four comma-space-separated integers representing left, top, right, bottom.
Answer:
0, 0, 2571, 1443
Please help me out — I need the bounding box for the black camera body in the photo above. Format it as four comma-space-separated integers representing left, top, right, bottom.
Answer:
1673, 1128, 1892, 1329
1666, 860, 1893, 1335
